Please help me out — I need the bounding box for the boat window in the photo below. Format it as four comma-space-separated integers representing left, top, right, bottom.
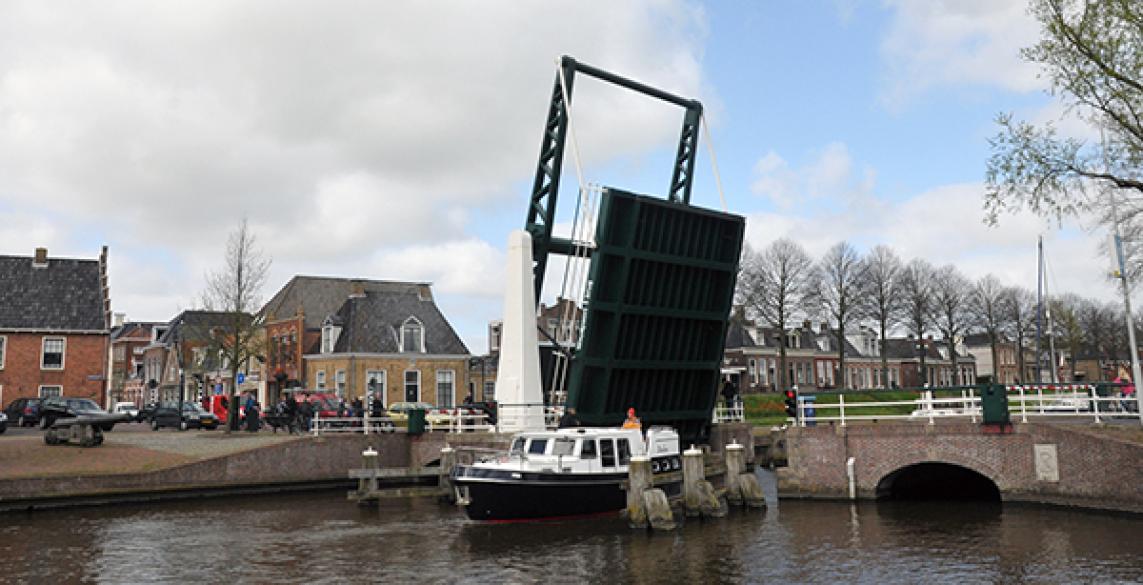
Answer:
618, 439, 631, 465
601, 439, 616, 467
580, 439, 597, 459
552, 438, 576, 456
527, 438, 548, 455
510, 438, 526, 455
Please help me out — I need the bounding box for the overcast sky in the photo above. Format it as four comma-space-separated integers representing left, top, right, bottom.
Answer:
0, 1, 1117, 352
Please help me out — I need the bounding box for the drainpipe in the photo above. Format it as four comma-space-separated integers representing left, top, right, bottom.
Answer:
846, 457, 856, 500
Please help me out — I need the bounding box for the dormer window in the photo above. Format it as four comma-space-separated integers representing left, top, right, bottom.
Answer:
401, 317, 425, 353
321, 320, 341, 354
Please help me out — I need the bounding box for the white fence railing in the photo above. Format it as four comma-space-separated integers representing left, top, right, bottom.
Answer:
712, 400, 745, 423
794, 386, 1142, 427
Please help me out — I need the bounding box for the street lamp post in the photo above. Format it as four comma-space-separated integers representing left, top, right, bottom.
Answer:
916, 340, 927, 388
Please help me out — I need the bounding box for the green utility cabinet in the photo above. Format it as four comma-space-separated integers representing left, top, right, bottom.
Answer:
408, 408, 427, 435
981, 384, 1010, 425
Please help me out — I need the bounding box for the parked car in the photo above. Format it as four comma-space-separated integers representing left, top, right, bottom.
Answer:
3, 398, 43, 427
39, 397, 127, 431
0, 412, 7, 434
113, 401, 140, 420
136, 402, 160, 423
152, 402, 220, 431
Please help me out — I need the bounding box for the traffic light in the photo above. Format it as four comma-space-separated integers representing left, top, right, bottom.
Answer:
784, 389, 798, 419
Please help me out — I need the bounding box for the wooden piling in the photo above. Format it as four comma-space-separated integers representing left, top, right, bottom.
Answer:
439, 447, 456, 503
725, 442, 745, 506
642, 488, 677, 531
626, 456, 651, 528
682, 446, 704, 517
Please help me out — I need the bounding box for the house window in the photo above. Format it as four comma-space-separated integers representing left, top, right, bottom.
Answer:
404, 370, 420, 402
436, 370, 455, 408
42, 337, 65, 370
39, 385, 62, 398
483, 380, 495, 401
335, 370, 346, 396
316, 370, 327, 390
0, 335, 5, 369
366, 370, 386, 405
401, 318, 424, 353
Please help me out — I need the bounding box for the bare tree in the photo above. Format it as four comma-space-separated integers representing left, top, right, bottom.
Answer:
900, 259, 936, 386
971, 274, 1007, 383
203, 219, 271, 432
1050, 294, 1087, 381
813, 242, 867, 389
738, 239, 816, 392
1002, 286, 1037, 383
864, 245, 903, 388
931, 265, 973, 385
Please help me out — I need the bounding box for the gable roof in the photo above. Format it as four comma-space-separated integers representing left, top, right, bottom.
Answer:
261, 276, 434, 330
330, 287, 469, 355
0, 251, 108, 332
158, 310, 242, 345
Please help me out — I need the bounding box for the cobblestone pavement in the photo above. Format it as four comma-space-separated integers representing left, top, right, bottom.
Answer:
0, 429, 304, 480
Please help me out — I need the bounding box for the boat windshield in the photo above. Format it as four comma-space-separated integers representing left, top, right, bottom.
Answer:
552, 438, 576, 457
510, 437, 526, 456
527, 438, 548, 455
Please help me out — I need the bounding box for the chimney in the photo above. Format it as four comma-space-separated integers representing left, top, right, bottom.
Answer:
113, 313, 126, 328
32, 247, 48, 268
349, 282, 366, 299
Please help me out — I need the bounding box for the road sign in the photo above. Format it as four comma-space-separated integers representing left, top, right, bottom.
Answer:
237, 373, 246, 384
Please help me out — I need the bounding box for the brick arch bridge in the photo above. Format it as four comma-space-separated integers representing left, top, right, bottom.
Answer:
777, 422, 1143, 514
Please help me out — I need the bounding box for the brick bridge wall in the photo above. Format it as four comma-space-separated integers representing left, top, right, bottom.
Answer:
778, 422, 1143, 514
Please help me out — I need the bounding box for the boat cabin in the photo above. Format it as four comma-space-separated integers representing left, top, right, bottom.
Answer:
499, 427, 679, 474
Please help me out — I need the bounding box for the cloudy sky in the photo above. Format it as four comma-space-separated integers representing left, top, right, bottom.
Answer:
0, 1, 1116, 352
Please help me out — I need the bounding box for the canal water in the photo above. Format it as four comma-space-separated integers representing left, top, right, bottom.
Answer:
2, 471, 1141, 584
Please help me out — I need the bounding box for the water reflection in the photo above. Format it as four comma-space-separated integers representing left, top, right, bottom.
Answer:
1, 472, 1141, 584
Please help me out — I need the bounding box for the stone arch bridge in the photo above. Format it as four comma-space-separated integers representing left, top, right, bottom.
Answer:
777, 422, 1143, 514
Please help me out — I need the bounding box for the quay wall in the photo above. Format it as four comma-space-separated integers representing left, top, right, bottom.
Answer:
0, 433, 510, 511
777, 422, 1143, 514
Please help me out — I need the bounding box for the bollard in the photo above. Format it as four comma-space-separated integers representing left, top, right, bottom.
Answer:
439, 447, 456, 503
626, 456, 651, 528
725, 442, 745, 506
682, 445, 704, 517
360, 446, 379, 499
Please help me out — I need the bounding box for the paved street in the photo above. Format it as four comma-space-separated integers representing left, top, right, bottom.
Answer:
0, 422, 303, 480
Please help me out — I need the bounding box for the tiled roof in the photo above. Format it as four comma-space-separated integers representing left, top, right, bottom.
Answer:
0, 253, 107, 331
261, 276, 433, 330
158, 310, 243, 344
330, 287, 469, 355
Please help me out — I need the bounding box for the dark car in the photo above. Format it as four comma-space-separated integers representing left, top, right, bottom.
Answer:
39, 397, 124, 431
152, 402, 220, 431
136, 402, 160, 423
0, 412, 7, 434
3, 398, 43, 427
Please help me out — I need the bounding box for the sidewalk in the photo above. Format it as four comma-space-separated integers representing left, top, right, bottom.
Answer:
0, 431, 302, 480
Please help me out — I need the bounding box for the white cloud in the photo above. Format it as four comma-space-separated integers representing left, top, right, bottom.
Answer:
879, 0, 1043, 106
0, 0, 710, 350
750, 141, 876, 210
743, 176, 1118, 304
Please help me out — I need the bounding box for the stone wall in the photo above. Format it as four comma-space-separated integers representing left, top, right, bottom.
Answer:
778, 422, 1143, 514
0, 432, 512, 508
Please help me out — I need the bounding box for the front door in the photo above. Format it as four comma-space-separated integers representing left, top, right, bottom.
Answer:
404, 370, 419, 402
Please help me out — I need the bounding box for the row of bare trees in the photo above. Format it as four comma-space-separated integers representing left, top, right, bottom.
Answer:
736, 239, 1134, 391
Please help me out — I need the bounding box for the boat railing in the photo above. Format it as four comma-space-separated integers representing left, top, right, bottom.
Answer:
452, 446, 508, 465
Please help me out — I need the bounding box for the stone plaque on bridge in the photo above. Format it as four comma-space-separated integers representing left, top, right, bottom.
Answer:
1034, 444, 1059, 482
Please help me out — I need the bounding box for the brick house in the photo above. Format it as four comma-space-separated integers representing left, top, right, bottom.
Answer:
140, 310, 250, 405
301, 281, 469, 408
0, 247, 111, 407
107, 317, 167, 406
262, 277, 469, 408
